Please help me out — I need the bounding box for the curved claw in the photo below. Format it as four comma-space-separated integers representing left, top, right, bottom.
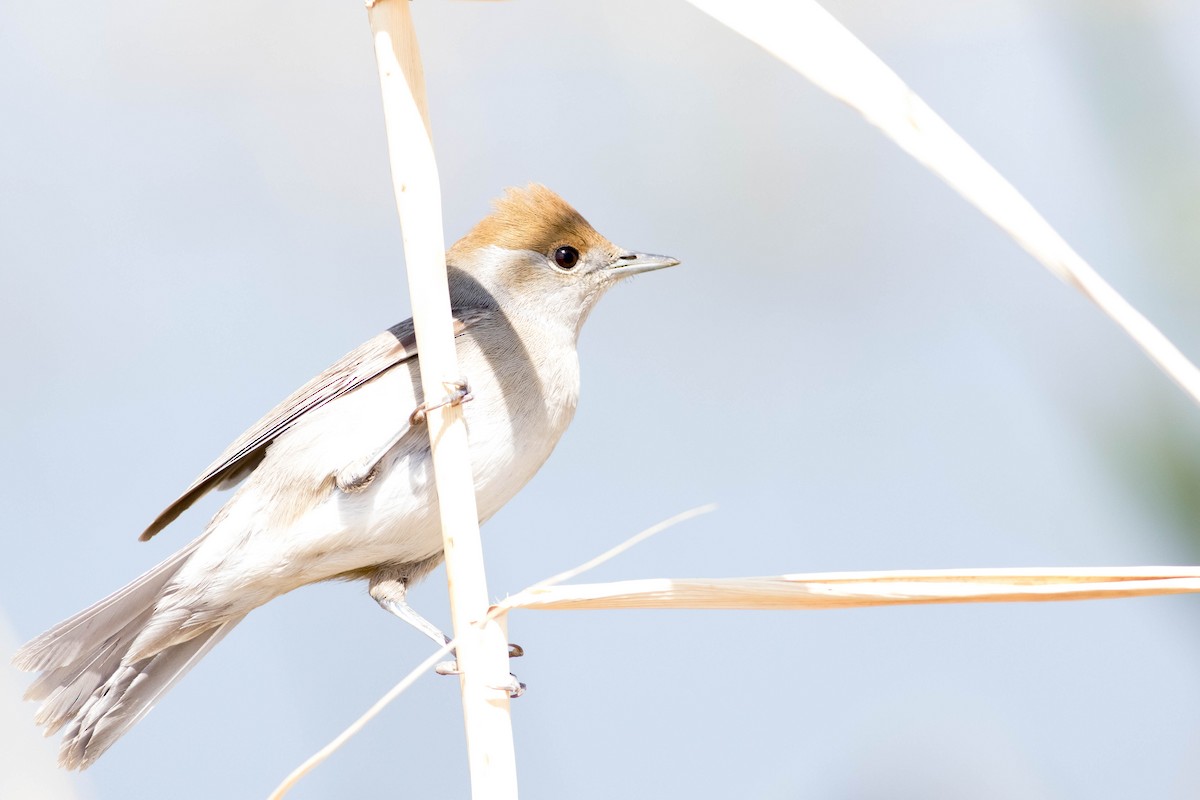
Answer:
433, 643, 522, 691
488, 674, 525, 699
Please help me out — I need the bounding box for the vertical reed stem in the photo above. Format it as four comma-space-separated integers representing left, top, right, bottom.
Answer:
365, 2, 518, 797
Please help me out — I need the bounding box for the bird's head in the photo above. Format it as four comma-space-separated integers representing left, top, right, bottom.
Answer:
447, 185, 679, 335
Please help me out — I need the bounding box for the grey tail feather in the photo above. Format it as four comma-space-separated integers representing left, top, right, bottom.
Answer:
13, 537, 203, 674
12, 537, 242, 769
57, 618, 242, 769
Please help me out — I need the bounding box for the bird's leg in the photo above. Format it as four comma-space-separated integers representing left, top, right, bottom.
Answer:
336, 423, 414, 493
370, 576, 451, 647
369, 575, 458, 677
369, 574, 524, 696
338, 379, 474, 494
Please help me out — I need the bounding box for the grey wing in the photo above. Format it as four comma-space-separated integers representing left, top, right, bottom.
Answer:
139, 311, 487, 541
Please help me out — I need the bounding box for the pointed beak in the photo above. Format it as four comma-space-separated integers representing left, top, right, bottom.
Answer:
604, 252, 682, 279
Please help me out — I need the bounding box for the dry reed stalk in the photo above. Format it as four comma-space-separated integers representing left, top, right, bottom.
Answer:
503, 567, 1200, 611
686, 0, 1200, 405
267, 639, 458, 800
271, 505, 1200, 798
364, 1, 517, 798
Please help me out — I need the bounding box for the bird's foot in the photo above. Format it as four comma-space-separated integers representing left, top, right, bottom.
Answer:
434, 644, 525, 698
495, 675, 526, 698
409, 378, 473, 426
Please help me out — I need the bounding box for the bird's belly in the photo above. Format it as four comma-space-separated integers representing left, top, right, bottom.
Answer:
291, 355, 574, 582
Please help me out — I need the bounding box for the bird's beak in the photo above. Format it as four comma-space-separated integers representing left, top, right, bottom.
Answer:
604, 252, 682, 279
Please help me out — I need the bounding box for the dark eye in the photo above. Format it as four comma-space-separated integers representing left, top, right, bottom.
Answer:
554, 246, 580, 270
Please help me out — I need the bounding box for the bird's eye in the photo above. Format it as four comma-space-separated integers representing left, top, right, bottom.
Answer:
553, 246, 580, 270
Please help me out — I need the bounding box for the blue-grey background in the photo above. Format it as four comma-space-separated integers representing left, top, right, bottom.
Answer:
4, 0, 1200, 797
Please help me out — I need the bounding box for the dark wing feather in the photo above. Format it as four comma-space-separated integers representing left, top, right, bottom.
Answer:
139, 312, 487, 541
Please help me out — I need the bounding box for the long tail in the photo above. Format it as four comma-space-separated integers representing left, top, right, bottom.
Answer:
12, 540, 243, 769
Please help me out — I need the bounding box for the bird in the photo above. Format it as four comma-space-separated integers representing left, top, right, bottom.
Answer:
13, 184, 680, 769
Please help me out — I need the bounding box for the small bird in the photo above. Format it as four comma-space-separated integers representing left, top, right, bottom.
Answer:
14, 185, 679, 769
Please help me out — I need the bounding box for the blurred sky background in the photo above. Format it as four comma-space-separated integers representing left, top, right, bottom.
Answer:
3, 0, 1200, 797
